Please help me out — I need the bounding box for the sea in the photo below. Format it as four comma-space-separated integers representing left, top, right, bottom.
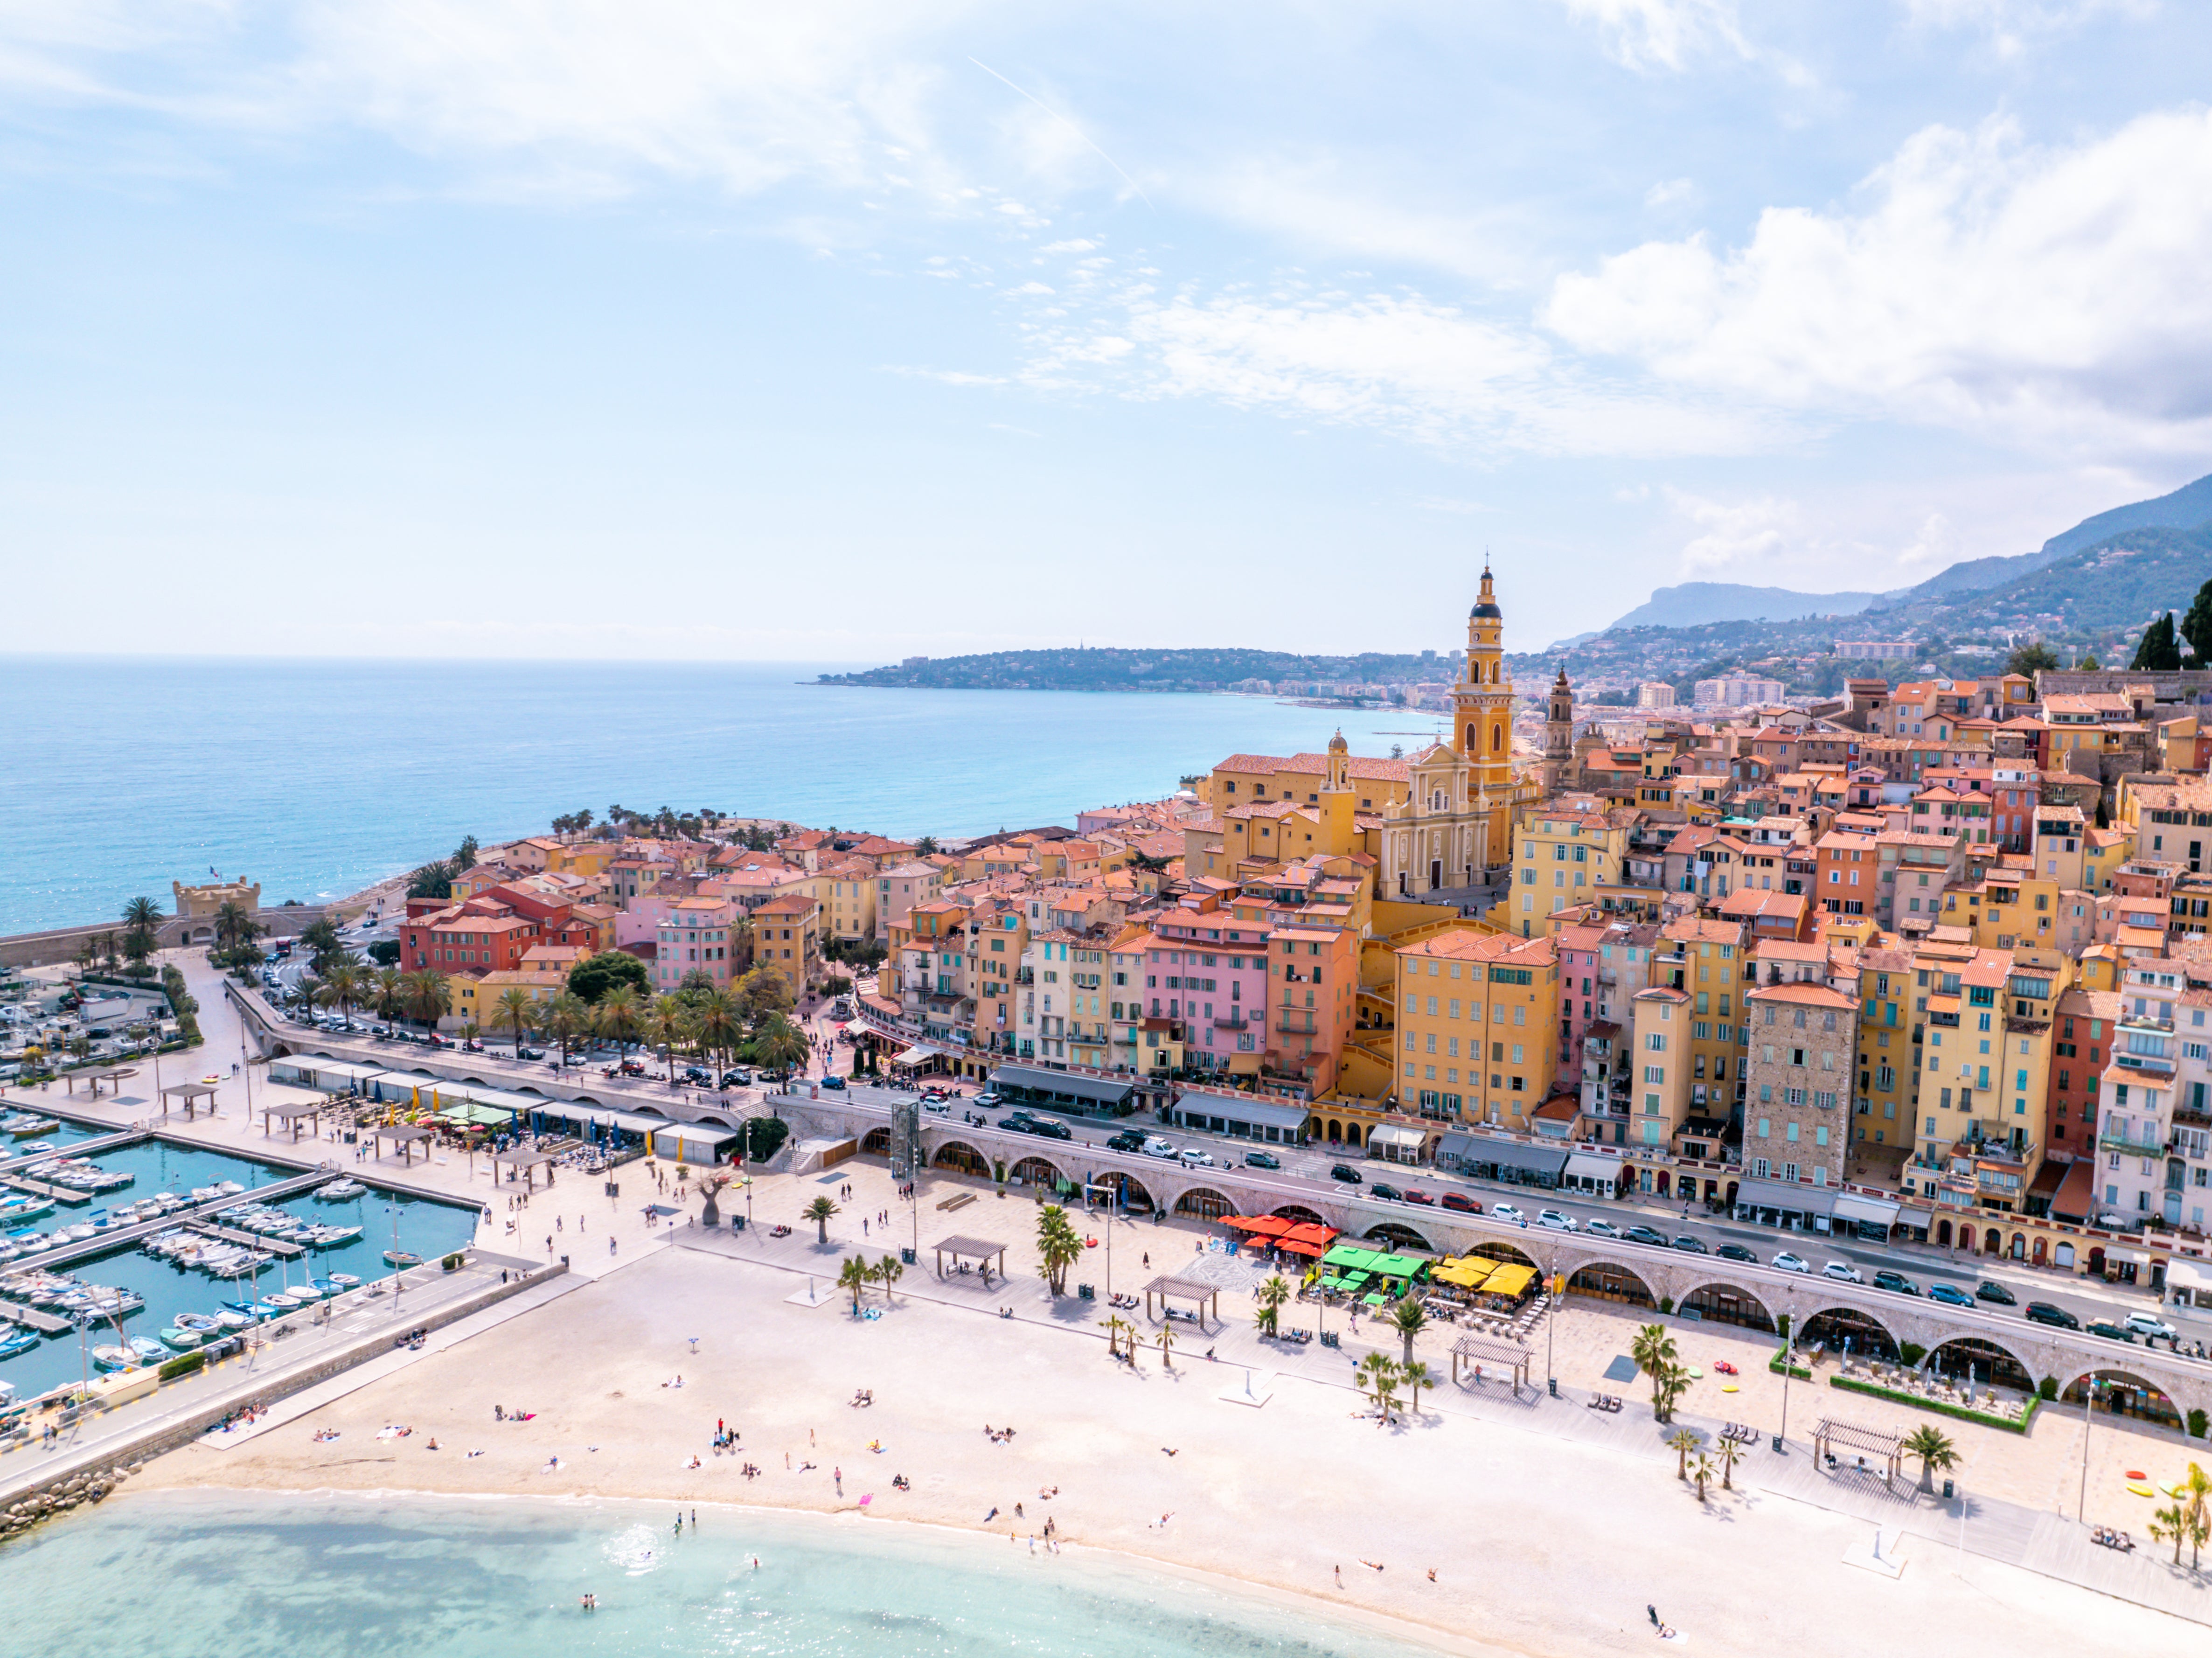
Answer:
0, 1491, 1459, 1658
0, 658, 1441, 937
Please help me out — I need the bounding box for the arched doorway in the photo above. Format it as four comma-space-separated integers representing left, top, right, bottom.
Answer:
1927, 1336, 2032, 1393
1566, 1262, 1655, 1308
861, 1127, 891, 1156
1271, 1205, 1326, 1226
932, 1141, 990, 1177
1678, 1281, 1776, 1332
2031, 1236, 2047, 1266
1326, 1121, 1344, 1144
2009, 1232, 2027, 1259
1175, 1186, 1232, 1219
1345, 1124, 1363, 1149
1469, 1240, 1537, 1269
1362, 1222, 1433, 1253
1093, 1170, 1155, 1213
1010, 1156, 1063, 1191
1982, 1226, 2003, 1255
1655, 1170, 1671, 1197
2062, 1370, 2183, 1430
1935, 1219, 1953, 1247
1801, 1306, 1898, 1361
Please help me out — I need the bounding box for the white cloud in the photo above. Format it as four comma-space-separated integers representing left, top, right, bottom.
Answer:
1553, 0, 1807, 82
1901, 0, 2152, 59
1543, 107, 2212, 460
1663, 485, 1802, 575
1644, 176, 1696, 209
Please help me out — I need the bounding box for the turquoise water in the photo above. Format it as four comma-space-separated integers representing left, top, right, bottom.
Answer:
0, 658, 1437, 934
0, 1491, 1453, 1658
0, 1136, 477, 1400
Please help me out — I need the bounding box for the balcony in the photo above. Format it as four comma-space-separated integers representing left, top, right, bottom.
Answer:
1213, 1015, 1251, 1031
1274, 1015, 1318, 1035
2099, 1129, 2169, 1159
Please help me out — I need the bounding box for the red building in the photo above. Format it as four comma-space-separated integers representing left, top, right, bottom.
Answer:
2044, 986, 2118, 1161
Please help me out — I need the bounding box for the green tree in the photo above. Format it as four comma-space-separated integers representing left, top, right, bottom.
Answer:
2183, 579, 2212, 666
1034, 1203, 1083, 1296
875, 1253, 904, 1303
2132, 612, 2184, 671
1156, 1319, 1177, 1370
1355, 1351, 1400, 1423
492, 988, 538, 1055
401, 967, 452, 1030
1667, 1427, 1702, 1481
915, 836, 939, 856
122, 895, 164, 963
645, 994, 695, 1066
1254, 1274, 1290, 1336
1633, 1324, 1680, 1419
2153, 1501, 2189, 1566
735, 963, 795, 1023
2003, 641, 2059, 678
2184, 1463, 2212, 1570
1388, 1295, 1428, 1365
838, 1254, 872, 1314
1690, 1451, 1715, 1504
1653, 1360, 1691, 1423
406, 860, 454, 900
751, 1011, 809, 1077
569, 950, 651, 1005
691, 988, 743, 1075
1903, 1424, 1960, 1491
1098, 1313, 1133, 1359
538, 991, 591, 1063
2077, 651, 2103, 669
322, 959, 368, 1024
593, 984, 646, 1060
1401, 1358, 1435, 1415
452, 834, 480, 871
371, 966, 405, 1024
802, 1195, 840, 1246
300, 916, 344, 972
1716, 1432, 1743, 1491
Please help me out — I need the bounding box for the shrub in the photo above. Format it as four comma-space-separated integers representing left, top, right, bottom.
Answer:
744, 1115, 789, 1162
2038, 1375, 2058, 1401
157, 1350, 206, 1381
1830, 1373, 2037, 1435
1658, 1296, 1675, 1315
2190, 1408, 2208, 1440
1775, 1313, 1792, 1340
1899, 1341, 1928, 1367
1769, 1349, 1811, 1380
441, 1252, 465, 1272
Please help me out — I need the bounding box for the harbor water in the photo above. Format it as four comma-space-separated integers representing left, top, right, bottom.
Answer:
0, 1133, 476, 1400
0, 1491, 1455, 1658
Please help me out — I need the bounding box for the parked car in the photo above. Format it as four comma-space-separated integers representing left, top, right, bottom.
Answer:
1582, 1218, 1621, 1238
1872, 1270, 1919, 1296
973, 1090, 1001, 1108
1142, 1138, 1179, 1160
1439, 1192, 1481, 1214
1330, 1164, 1364, 1185
1242, 1150, 1281, 1170
1491, 1204, 1525, 1224
1028, 1118, 1071, 1140
1671, 1235, 1708, 1254
1370, 1182, 1403, 1202
2087, 1319, 2136, 1344
1770, 1252, 1812, 1274
1106, 1130, 1146, 1153
721, 1068, 753, 1087
1176, 1146, 1216, 1167
1927, 1283, 1975, 1309
1713, 1242, 1757, 1263
1400, 1187, 1436, 1206
1821, 1261, 1863, 1283
1623, 1224, 1668, 1247
2124, 1312, 2177, 1341
680, 1066, 715, 1086
922, 1099, 951, 1115
819, 1075, 848, 1091
516, 1046, 545, 1060
1975, 1280, 2017, 1306
2025, 1301, 2081, 1330
998, 1114, 1036, 1131
1536, 1209, 1578, 1233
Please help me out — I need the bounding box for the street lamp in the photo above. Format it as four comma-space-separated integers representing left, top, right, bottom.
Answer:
2078, 1369, 2104, 1522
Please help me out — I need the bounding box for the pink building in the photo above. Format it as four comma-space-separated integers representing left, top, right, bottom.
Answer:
654, 898, 741, 994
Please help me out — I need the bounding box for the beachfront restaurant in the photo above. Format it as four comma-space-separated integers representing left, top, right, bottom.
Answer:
266, 1058, 388, 1094
1433, 1133, 1567, 1190
650, 1123, 741, 1165
1162, 1090, 1311, 1145
988, 1065, 1140, 1120
1319, 1243, 1429, 1306
523, 1100, 668, 1155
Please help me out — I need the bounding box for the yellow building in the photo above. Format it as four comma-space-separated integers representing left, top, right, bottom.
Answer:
1851, 942, 1915, 1148
1392, 928, 1558, 1130
1654, 917, 1749, 1121
449, 968, 568, 1032
1900, 941, 2052, 1212
1628, 985, 1694, 1154
821, 859, 879, 943
1937, 870, 2062, 949
1507, 802, 1630, 936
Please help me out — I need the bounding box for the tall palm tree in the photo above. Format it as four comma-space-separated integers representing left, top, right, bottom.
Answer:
1388, 1295, 1428, 1365
1716, 1432, 1744, 1491
1902, 1425, 1961, 1492
1355, 1351, 1398, 1422
752, 1011, 808, 1077
1401, 1359, 1435, 1415
2184, 1463, 2212, 1570
371, 967, 406, 1025
1035, 1204, 1083, 1296
400, 968, 452, 1031
838, 1255, 872, 1315
1254, 1275, 1290, 1336
645, 994, 694, 1067
1690, 1452, 1715, 1504
692, 987, 743, 1075
802, 1195, 840, 1245
122, 897, 163, 964
874, 1253, 904, 1304
323, 959, 368, 1026
1098, 1314, 1133, 1360
540, 991, 591, 1065
491, 988, 537, 1056
1633, 1323, 1680, 1419
1156, 1320, 1178, 1371
2153, 1501, 2190, 1566
1667, 1428, 1703, 1481
595, 984, 645, 1061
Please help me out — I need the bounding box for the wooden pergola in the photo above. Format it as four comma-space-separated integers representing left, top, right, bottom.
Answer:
1813, 1418, 1905, 1486
1451, 1333, 1533, 1396
261, 1100, 326, 1141
161, 1081, 221, 1119
1141, 1274, 1220, 1328
369, 1123, 436, 1165
932, 1234, 1006, 1284
67, 1066, 137, 1098
492, 1148, 556, 1189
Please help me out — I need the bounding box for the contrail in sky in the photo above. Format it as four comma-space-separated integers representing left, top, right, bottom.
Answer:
967, 56, 1155, 211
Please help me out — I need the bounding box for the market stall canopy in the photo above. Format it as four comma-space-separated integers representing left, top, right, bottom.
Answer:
1478, 1262, 1537, 1298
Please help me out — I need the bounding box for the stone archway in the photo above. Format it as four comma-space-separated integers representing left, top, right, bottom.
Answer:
1678, 1280, 1776, 1332
1361, 1221, 1433, 1253
1927, 1334, 2034, 1393
1010, 1156, 1064, 1191
861, 1127, 891, 1156
1566, 1261, 1656, 1309
1094, 1170, 1155, 1213
1982, 1226, 2003, 1255
1175, 1186, 1233, 1219
1325, 1120, 1344, 1143
1801, 1304, 1899, 1361
1935, 1219, 1953, 1248
1468, 1240, 1537, 1269
1345, 1124, 1363, 1149
932, 1141, 990, 1177
1271, 1204, 1326, 1226
2062, 1369, 2184, 1430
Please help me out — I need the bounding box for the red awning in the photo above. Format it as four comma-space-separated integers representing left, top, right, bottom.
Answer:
1276, 1222, 1339, 1251
1274, 1235, 1329, 1256
1224, 1215, 1291, 1237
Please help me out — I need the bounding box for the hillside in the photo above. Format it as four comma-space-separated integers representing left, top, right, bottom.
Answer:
817, 646, 1445, 694
1607, 581, 1881, 631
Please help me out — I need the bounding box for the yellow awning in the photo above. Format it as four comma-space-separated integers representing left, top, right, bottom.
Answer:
1432, 1258, 1494, 1289
1482, 1263, 1536, 1297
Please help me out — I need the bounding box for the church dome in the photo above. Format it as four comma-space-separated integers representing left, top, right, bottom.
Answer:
1327, 729, 1349, 753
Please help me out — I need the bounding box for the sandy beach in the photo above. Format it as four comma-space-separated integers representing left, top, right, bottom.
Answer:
125, 1226, 2194, 1658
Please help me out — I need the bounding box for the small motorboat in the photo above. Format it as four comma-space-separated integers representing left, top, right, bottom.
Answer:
127, 1336, 167, 1364
0, 1330, 37, 1360
249, 1299, 285, 1318
307, 1277, 341, 1297
160, 1326, 203, 1350
175, 1312, 220, 1335
262, 1293, 300, 1311
328, 1273, 361, 1289
316, 1179, 367, 1202
212, 1310, 254, 1331
383, 1251, 422, 1268
91, 1344, 134, 1371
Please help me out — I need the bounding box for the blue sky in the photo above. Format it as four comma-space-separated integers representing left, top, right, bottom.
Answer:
5, 0, 2211, 660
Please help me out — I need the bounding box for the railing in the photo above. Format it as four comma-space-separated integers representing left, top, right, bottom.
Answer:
2098, 1131, 2169, 1159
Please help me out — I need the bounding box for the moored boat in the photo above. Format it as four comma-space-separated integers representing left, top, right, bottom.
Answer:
383, 1250, 422, 1268
91, 1344, 133, 1371
160, 1327, 202, 1350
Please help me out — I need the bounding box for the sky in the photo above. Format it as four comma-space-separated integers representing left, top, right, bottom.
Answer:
4, 0, 2211, 661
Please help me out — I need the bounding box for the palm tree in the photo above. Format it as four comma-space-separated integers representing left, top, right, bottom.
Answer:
875, 1253, 904, 1304
1716, 1432, 1744, 1491
2153, 1501, 2190, 1566
123, 896, 163, 963
1035, 1204, 1083, 1296
1388, 1295, 1428, 1365
1667, 1428, 1703, 1481
751, 1011, 808, 1077
645, 994, 694, 1068
838, 1254, 871, 1315
1690, 1452, 1715, 1504
1156, 1320, 1178, 1370
802, 1196, 839, 1246
212, 899, 262, 956
1655, 1360, 1690, 1423
1356, 1351, 1400, 1423
540, 991, 591, 1064
323, 959, 368, 1026
1401, 1359, 1435, 1415
2184, 1463, 2212, 1569
400, 968, 452, 1031
1902, 1425, 1961, 1492
492, 989, 537, 1056
595, 984, 645, 1061
1098, 1314, 1133, 1359
1254, 1275, 1290, 1336
692, 987, 743, 1075
1633, 1324, 1680, 1419
371, 967, 405, 1025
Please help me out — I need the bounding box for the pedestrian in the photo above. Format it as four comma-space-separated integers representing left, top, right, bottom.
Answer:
609, 1237, 617, 1255
1649, 1606, 1658, 1627
835, 1467, 843, 1495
